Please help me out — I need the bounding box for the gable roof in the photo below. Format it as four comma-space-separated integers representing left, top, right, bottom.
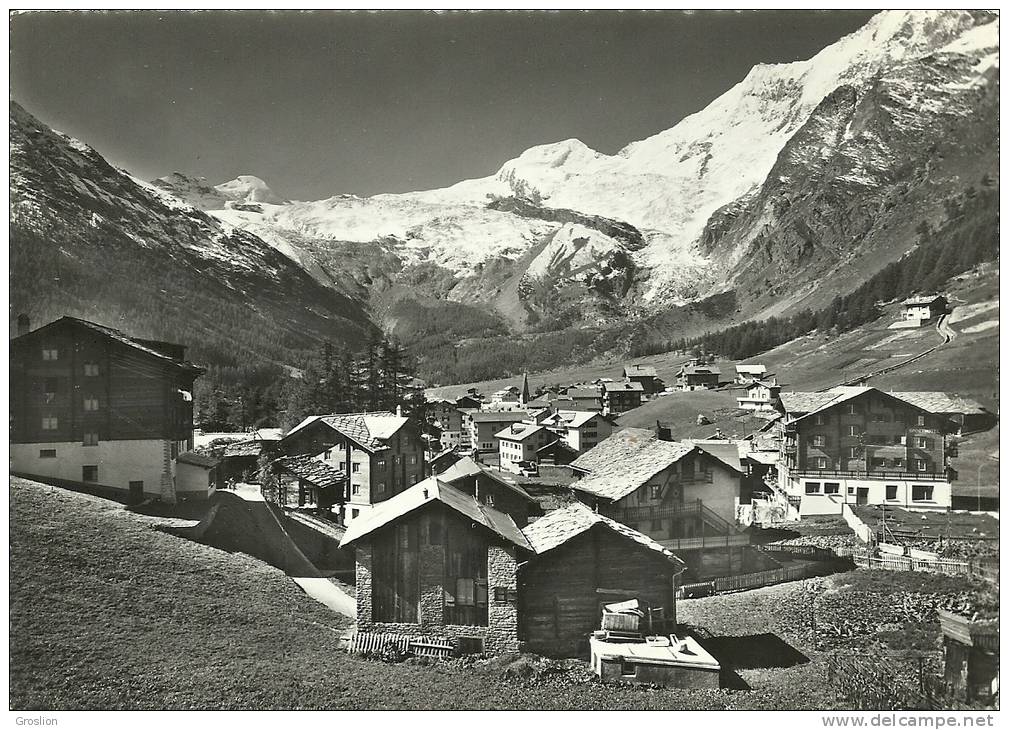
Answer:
521, 502, 685, 569
570, 428, 654, 473
17, 316, 202, 374
222, 440, 266, 458
285, 412, 409, 452
623, 364, 658, 378
570, 430, 695, 502
495, 423, 548, 442
904, 294, 946, 306
176, 451, 219, 468
438, 456, 536, 502
556, 410, 603, 428
602, 381, 644, 392
686, 440, 744, 475
778, 391, 838, 415
272, 455, 346, 490
784, 387, 946, 424
888, 392, 988, 415
339, 477, 530, 550
735, 364, 767, 375
566, 387, 602, 399
679, 364, 721, 376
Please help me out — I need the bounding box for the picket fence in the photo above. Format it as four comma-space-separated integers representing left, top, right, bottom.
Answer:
853, 550, 999, 584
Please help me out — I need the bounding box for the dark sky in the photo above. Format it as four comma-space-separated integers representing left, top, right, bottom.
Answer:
10, 9, 877, 199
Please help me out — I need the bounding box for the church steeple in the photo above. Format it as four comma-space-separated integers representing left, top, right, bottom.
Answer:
520, 372, 530, 405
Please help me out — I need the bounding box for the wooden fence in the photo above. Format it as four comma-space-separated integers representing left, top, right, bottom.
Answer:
758, 542, 858, 562
853, 551, 999, 583
711, 560, 841, 593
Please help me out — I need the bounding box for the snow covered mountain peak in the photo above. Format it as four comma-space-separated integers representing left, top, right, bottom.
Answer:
215, 175, 287, 205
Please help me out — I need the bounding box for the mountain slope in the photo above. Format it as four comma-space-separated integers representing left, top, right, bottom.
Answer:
9, 102, 378, 371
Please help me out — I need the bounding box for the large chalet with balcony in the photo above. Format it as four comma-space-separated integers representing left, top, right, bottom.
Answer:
775, 386, 957, 515
10, 315, 204, 503
568, 428, 761, 578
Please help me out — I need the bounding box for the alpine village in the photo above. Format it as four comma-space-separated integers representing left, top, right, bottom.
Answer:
9, 9, 1000, 713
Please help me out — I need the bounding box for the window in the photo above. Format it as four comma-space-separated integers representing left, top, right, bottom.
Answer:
871, 457, 885, 469
824, 482, 840, 494
886, 485, 898, 501
847, 486, 856, 495
816, 457, 828, 469
42, 348, 58, 361
83, 432, 99, 446
409, 474, 419, 485
917, 437, 928, 449
323, 450, 332, 460
912, 485, 934, 502
41, 416, 58, 430
649, 485, 662, 501
409, 455, 417, 465
83, 362, 100, 377
395, 455, 403, 465
847, 404, 859, 415
805, 482, 821, 494
812, 435, 825, 447
83, 397, 100, 412
814, 414, 825, 426
39, 449, 56, 459
917, 415, 926, 427
82, 465, 98, 482
339, 462, 348, 472
376, 482, 386, 494
915, 459, 929, 472
352, 462, 361, 473
351, 509, 359, 519
43, 377, 59, 402
893, 458, 905, 469
847, 425, 859, 437
351, 484, 361, 496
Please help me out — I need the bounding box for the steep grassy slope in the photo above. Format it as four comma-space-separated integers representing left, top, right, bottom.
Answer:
11, 477, 856, 710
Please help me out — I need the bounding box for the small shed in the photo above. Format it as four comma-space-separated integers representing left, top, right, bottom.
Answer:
175, 451, 220, 502
518, 502, 686, 657
938, 610, 999, 705
272, 454, 347, 512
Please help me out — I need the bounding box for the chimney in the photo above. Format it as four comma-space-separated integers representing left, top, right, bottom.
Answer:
396, 404, 403, 417
16, 314, 30, 337
422, 486, 429, 499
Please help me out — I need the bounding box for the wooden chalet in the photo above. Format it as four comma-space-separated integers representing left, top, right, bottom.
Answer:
776, 386, 957, 515
623, 364, 663, 395
275, 411, 426, 524
340, 476, 686, 657
10, 315, 203, 503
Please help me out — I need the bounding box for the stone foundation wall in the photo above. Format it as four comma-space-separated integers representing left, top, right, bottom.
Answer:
355, 541, 520, 654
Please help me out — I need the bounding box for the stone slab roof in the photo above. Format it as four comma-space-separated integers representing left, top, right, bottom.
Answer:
286, 412, 408, 452
602, 381, 644, 392
569, 429, 695, 501
176, 451, 219, 468
521, 502, 686, 569
623, 364, 658, 378
274, 455, 346, 490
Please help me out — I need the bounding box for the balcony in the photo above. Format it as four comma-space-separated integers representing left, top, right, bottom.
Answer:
790, 468, 952, 482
